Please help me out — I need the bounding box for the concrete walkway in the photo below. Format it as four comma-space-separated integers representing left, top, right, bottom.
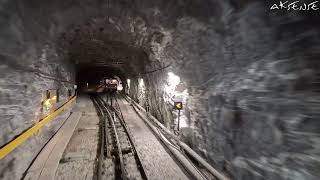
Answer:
24, 95, 100, 180
55, 95, 100, 180
24, 111, 82, 180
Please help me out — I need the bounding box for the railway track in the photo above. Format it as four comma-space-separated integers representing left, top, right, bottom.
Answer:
92, 94, 148, 180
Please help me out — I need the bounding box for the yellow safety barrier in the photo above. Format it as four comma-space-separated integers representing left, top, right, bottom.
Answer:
0, 96, 77, 159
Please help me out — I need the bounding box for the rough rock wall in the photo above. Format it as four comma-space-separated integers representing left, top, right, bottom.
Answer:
145, 71, 173, 128
131, 1, 320, 179
0, 50, 75, 180
0, 2, 76, 179
166, 2, 320, 180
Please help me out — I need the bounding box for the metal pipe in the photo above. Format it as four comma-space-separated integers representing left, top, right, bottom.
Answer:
131, 105, 205, 180
124, 95, 230, 180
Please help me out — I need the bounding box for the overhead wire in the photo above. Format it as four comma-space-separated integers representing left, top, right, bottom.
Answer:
1, 53, 74, 84
142, 62, 172, 75
130, 62, 172, 78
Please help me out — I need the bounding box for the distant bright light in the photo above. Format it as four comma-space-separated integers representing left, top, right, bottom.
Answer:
117, 84, 123, 91
179, 116, 188, 128
168, 72, 180, 89
139, 78, 144, 87
51, 95, 57, 101
43, 99, 52, 113
126, 79, 131, 94
138, 78, 146, 105
164, 72, 180, 98
163, 72, 189, 129
112, 79, 117, 84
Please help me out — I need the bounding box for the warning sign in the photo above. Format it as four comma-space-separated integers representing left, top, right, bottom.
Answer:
174, 102, 183, 110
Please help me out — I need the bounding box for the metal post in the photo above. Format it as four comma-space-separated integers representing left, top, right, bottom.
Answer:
146, 104, 149, 113
177, 110, 180, 131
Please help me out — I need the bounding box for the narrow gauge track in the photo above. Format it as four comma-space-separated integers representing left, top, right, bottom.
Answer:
92, 94, 148, 180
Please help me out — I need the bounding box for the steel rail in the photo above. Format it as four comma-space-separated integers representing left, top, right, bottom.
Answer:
123, 96, 206, 180
95, 96, 126, 180
123, 95, 230, 180
91, 97, 106, 180
102, 94, 148, 180
109, 109, 126, 180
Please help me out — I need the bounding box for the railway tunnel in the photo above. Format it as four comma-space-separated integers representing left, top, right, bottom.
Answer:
1, 0, 320, 179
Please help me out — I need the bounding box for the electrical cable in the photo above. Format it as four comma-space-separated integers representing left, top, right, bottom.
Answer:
1, 55, 74, 84
130, 62, 173, 78
142, 62, 172, 75
128, 96, 208, 179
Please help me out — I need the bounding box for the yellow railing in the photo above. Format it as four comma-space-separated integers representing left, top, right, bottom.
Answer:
0, 96, 77, 159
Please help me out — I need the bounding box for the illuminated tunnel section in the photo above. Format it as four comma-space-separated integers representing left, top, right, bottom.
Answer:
0, 0, 320, 179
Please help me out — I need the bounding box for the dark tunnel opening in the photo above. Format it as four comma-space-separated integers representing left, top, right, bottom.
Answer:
76, 66, 126, 90
64, 30, 150, 92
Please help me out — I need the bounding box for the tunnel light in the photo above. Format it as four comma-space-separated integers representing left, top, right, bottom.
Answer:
126, 79, 131, 94
139, 78, 144, 87
179, 116, 188, 128
51, 95, 57, 102
43, 99, 52, 113
164, 72, 181, 99
163, 72, 189, 129
138, 78, 146, 105
168, 72, 180, 90
117, 84, 123, 91
43, 95, 57, 114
